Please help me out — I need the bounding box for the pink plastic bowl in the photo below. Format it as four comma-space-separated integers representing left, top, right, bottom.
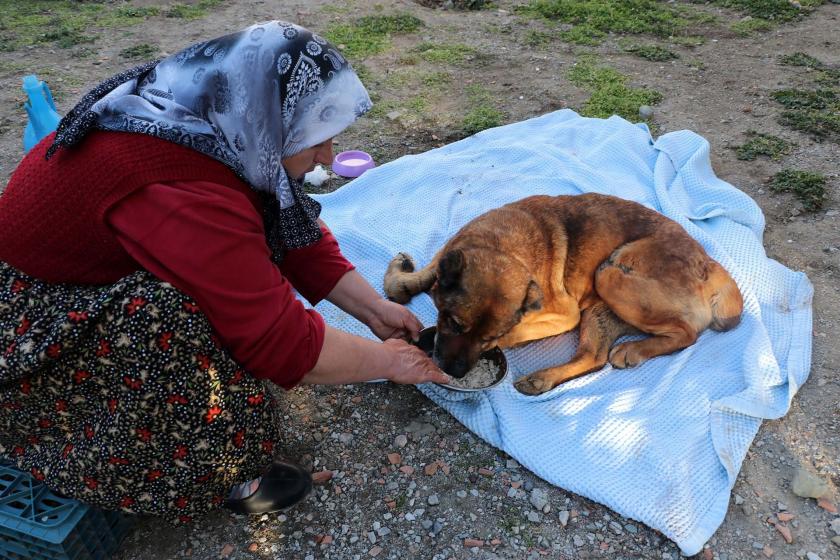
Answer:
332, 150, 375, 178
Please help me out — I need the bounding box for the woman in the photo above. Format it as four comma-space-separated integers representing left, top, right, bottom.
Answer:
0, 21, 448, 524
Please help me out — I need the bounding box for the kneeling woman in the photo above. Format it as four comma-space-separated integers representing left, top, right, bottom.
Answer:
0, 21, 447, 524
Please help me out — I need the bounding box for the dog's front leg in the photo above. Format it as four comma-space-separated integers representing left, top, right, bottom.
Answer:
497, 311, 581, 349
383, 252, 439, 304
514, 302, 637, 395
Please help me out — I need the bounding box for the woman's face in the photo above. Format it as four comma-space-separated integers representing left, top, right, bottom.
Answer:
281, 138, 334, 181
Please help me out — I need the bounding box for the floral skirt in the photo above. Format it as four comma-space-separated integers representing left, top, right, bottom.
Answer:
0, 262, 281, 524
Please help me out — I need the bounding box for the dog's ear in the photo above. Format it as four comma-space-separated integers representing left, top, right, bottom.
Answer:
438, 249, 465, 290
522, 280, 543, 313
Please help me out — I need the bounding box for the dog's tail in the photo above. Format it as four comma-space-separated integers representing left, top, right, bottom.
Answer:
383, 253, 437, 304
707, 261, 743, 332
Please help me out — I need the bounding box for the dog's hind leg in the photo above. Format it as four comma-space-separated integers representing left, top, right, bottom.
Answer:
383, 252, 438, 304
514, 302, 636, 395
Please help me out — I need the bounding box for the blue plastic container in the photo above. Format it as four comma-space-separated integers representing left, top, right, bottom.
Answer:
0, 464, 134, 560
22, 74, 61, 153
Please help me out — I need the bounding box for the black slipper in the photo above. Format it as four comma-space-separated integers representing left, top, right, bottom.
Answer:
223, 460, 312, 515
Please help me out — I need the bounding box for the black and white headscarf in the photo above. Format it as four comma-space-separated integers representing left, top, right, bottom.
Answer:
47, 21, 372, 262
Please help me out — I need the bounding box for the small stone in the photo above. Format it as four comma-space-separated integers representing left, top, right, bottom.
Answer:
386, 111, 401, 121
639, 105, 654, 119
775, 523, 793, 544
805, 553, 821, 560
399, 465, 415, 475
427, 494, 440, 506
387, 453, 401, 465
369, 545, 383, 557
558, 510, 570, 527
777, 512, 794, 522
791, 469, 829, 498
478, 467, 494, 477
777, 501, 788, 511
529, 488, 548, 511
753, 542, 765, 550
248, 543, 259, 553
395, 435, 408, 448
464, 539, 484, 547
817, 497, 837, 513
506, 459, 520, 469
368, 531, 377, 544
526, 511, 541, 523
431, 520, 444, 536
338, 433, 353, 445
424, 462, 439, 476
573, 535, 585, 547
507, 487, 518, 498
377, 527, 390, 537
312, 470, 333, 484
831, 536, 840, 547
421, 520, 433, 530
703, 548, 713, 560
734, 494, 745, 505
609, 521, 623, 534
457, 490, 467, 499
831, 518, 840, 535
523, 480, 534, 491
762, 546, 774, 558
220, 544, 235, 558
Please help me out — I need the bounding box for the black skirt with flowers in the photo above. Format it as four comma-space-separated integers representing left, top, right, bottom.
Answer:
0, 262, 281, 524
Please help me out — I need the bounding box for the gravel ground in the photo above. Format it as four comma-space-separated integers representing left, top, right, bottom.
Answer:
0, 1, 837, 559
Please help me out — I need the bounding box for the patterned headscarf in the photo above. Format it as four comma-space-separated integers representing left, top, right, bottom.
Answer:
47, 21, 372, 261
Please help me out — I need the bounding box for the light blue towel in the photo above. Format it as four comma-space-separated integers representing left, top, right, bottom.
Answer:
308, 110, 813, 555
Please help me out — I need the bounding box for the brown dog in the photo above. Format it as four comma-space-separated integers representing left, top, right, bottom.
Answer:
383, 193, 743, 395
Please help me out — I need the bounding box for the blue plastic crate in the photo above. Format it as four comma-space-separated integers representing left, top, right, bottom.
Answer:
0, 464, 134, 560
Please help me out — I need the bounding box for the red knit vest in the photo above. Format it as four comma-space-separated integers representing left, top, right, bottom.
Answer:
0, 131, 251, 284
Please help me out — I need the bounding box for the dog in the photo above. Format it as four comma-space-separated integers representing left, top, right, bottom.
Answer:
383, 193, 743, 395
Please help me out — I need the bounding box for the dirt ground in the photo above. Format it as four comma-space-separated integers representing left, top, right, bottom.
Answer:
0, 1, 837, 559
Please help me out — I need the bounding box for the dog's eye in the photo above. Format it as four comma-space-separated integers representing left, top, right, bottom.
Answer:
446, 315, 465, 334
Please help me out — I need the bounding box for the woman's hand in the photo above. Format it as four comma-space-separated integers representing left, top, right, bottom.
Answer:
383, 339, 451, 385
366, 298, 423, 341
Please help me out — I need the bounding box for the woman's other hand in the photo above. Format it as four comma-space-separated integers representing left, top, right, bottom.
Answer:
383, 339, 450, 385
366, 298, 423, 341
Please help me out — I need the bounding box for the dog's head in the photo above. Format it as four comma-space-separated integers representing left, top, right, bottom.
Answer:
431, 248, 542, 377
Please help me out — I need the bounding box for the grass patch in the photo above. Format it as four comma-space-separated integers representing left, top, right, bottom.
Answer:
462, 85, 504, 135
524, 29, 553, 47
165, 0, 224, 19
119, 43, 158, 60
779, 52, 840, 87
669, 35, 706, 47
772, 89, 840, 142
0, 0, 163, 50
772, 89, 836, 110
414, 42, 477, 64
325, 14, 423, 59
704, 0, 820, 22
559, 25, 606, 45
734, 131, 794, 161
421, 71, 452, 90
518, 0, 696, 38
730, 17, 773, 36
568, 58, 663, 121
769, 169, 828, 212
623, 43, 679, 61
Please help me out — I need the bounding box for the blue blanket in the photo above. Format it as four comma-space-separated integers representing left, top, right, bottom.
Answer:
308, 110, 813, 554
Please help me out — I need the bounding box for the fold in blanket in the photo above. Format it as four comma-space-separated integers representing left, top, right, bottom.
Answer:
304, 110, 813, 555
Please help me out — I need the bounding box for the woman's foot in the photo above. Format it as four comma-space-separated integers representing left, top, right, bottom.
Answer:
223, 460, 312, 515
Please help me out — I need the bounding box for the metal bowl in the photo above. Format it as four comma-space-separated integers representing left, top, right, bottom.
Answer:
413, 326, 508, 392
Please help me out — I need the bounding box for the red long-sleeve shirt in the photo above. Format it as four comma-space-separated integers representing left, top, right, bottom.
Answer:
107, 180, 354, 389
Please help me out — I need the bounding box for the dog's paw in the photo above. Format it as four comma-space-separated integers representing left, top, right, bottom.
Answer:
514, 373, 554, 395
383, 253, 416, 303
608, 342, 647, 369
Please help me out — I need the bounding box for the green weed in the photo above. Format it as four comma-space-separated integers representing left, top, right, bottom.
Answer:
568, 58, 663, 120
559, 25, 606, 46
623, 44, 679, 61
325, 14, 423, 59
768, 169, 828, 212
165, 0, 224, 19
779, 52, 823, 68
772, 89, 836, 110
730, 17, 773, 36
119, 43, 158, 60
734, 131, 794, 161
524, 29, 552, 47
413, 42, 477, 64
703, 0, 818, 22
518, 0, 695, 38
462, 85, 504, 135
